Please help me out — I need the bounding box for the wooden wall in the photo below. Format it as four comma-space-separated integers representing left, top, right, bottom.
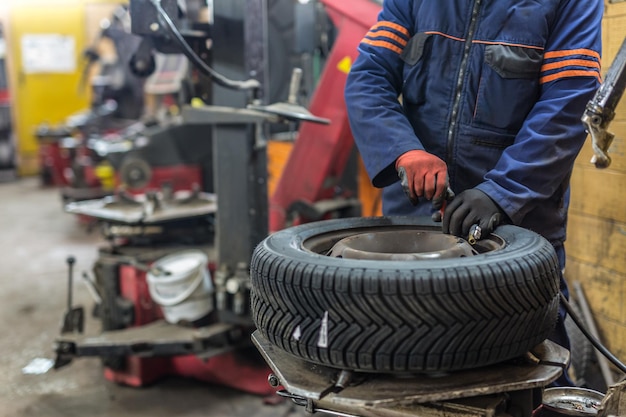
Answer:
565, 0, 626, 361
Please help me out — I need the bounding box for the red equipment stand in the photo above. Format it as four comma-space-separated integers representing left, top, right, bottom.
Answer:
38, 139, 71, 187
269, 0, 381, 231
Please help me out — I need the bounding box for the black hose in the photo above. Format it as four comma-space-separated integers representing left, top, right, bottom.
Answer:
150, 0, 261, 92
560, 292, 626, 374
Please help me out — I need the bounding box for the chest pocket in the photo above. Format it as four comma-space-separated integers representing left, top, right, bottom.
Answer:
400, 33, 433, 107
473, 44, 543, 133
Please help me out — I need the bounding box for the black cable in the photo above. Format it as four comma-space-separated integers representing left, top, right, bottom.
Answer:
150, 0, 261, 92
560, 291, 626, 374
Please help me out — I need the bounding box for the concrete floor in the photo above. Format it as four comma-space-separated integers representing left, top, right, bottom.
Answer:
0, 178, 302, 417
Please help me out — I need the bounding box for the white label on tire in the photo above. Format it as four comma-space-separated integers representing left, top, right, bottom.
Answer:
292, 325, 302, 341
317, 311, 329, 348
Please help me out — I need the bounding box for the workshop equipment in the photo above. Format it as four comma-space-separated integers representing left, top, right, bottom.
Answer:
536, 387, 604, 416
249, 68, 330, 125
582, 36, 626, 168
34, 6, 197, 205
268, 0, 381, 230
49, 0, 626, 413
255, 332, 568, 417
54, 186, 276, 393
52, 0, 338, 393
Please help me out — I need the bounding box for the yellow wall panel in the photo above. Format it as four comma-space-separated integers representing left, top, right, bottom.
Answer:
570, 11, 626, 363
569, 166, 626, 223
602, 14, 626, 121
8, 2, 89, 175
566, 212, 626, 275
569, 4, 626, 356
593, 320, 626, 363
604, 0, 626, 18
4, 0, 126, 176
565, 259, 625, 324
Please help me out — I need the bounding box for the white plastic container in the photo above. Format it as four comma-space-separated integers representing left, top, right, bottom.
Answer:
146, 249, 214, 324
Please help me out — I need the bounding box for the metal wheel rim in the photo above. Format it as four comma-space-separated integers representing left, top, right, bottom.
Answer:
302, 225, 506, 260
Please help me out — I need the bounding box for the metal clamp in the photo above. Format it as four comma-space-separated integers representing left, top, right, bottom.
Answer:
468, 224, 482, 245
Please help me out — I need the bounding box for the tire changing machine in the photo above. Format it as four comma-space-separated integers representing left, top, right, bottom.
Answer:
53, 104, 278, 394
52, 0, 356, 395
254, 333, 576, 417
52, 0, 287, 395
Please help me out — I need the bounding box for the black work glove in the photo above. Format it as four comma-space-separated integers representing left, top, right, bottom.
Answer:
442, 189, 504, 240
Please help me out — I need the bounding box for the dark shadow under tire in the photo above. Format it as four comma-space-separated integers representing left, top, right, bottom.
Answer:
250, 216, 561, 373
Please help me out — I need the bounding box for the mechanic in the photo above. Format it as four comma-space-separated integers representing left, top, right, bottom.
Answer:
345, 0, 603, 386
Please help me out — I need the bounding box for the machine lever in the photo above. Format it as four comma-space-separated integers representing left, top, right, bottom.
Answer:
60, 256, 85, 335
287, 68, 303, 105
247, 67, 331, 124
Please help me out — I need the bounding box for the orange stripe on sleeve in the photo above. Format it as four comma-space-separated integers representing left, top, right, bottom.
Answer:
365, 29, 408, 47
371, 21, 410, 37
540, 69, 601, 84
541, 59, 600, 72
361, 38, 403, 54
543, 49, 600, 61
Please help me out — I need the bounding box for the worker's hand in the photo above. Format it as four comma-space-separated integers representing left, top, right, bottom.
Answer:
442, 189, 504, 240
396, 150, 448, 205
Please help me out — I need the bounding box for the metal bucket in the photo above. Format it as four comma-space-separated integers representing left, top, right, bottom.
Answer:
146, 250, 214, 324
539, 387, 604, 416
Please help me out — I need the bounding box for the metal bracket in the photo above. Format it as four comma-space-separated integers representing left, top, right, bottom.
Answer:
582, 36, 626, 168
252, 331, 569, 417
54, 321, 244, 368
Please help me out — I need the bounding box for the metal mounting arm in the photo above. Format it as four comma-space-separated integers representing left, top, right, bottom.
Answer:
582, 37, 626, 169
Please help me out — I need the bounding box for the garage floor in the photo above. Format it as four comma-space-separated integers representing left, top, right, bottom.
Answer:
0, 178, 304, 417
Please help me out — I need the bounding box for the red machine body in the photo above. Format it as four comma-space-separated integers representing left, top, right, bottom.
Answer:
39, 140, 72, 187
122, 164, 203, 195
269, 0, 381, 231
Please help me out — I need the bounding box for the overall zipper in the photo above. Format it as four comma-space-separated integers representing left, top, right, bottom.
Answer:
447, 0, 483, 177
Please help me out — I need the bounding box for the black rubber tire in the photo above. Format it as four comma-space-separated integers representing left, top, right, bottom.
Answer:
251, 216, 561, 373
565, 297, 595, 387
